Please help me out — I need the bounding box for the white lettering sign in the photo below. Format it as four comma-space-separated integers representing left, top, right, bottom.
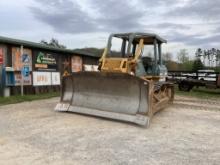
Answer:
52, 72, 61, 85
33, 72, 51, 86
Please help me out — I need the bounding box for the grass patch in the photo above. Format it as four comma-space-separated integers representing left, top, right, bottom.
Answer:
0, 92, 60, 106
175, 85, 220, 99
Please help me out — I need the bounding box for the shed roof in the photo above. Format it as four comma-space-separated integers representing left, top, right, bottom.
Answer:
0, 36, 99, 58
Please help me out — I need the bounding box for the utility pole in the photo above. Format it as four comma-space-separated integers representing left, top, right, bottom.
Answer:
20, 45, 24, 96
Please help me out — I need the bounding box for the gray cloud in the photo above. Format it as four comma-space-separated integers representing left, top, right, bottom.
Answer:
150, 23, 190, 30
187, 35, 220, 47
165, 32, 200, 44
167, 0, 220, 20
92, 0, 145, 32
30, 0, 96, 33
29, 0, 220, 48
213, 25, 220, 33
140, 0, 179, 7
166, 31, 220, 47
30, 0, 145, 33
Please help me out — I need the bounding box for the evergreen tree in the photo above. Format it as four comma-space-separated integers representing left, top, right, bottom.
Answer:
192, 58, 204, 71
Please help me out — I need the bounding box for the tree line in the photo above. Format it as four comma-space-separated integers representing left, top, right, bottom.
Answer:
164, 48, 220, 72
74, 47, 220, 72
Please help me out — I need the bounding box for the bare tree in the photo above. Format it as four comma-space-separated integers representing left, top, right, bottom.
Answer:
162, 52, 172, 62
195, 48, 220, 67
40, 38, 66, 49
177, 49, 189, 63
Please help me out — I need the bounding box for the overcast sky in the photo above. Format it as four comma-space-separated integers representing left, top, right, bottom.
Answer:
0, 0, 220, 59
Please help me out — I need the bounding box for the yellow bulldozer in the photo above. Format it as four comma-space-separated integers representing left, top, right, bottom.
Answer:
55, 32, 174, 127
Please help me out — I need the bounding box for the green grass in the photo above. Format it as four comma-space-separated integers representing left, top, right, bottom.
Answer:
175, 85, 220, 99
0, 92, 60, 106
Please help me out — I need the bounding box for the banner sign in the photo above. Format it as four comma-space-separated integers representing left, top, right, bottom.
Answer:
33, 72, 60, 86
12, 47, 32, 71
52, 72, 61, 85
0, 48, 3, 65
34, 52, 57, 71
71, 56, 82, 72
33, 72, 51, 86
14, 73, 32, 86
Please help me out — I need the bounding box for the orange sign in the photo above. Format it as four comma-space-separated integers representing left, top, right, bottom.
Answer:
12, 47, 32, 71
35, 64, 48, 69
71, 56, 82, 72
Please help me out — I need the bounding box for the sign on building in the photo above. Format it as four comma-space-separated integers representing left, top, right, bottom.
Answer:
22, 66, 30, 77
0, 48, 3, 65
52, 72, 61, 85
14, 73, 32, 86
33, 71, 60, 86
34, 51, 57, 71
12, 47, 32, 71
33, 72, 51, 86
71, 56, 82, 72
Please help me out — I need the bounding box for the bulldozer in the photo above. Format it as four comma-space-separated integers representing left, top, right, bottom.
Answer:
55, 32, 174, 127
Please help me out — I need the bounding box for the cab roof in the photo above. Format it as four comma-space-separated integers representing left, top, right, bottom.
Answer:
111, 32, 167, 44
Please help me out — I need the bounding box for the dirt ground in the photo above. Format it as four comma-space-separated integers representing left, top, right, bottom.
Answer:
0, 96, 219, 165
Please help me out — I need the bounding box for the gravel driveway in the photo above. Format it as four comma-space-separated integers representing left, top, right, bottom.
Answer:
0, 96, 219, 165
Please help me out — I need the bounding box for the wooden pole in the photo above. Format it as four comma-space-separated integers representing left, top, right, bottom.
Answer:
20, 45, 24, 96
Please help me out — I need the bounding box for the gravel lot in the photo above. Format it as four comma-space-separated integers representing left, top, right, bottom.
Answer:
0, 96, 220, 165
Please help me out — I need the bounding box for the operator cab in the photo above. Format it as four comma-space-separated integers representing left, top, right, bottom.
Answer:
105, 32, 168, 77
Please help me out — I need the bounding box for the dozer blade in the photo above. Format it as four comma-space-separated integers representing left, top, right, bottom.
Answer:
55, 72, 153, 126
